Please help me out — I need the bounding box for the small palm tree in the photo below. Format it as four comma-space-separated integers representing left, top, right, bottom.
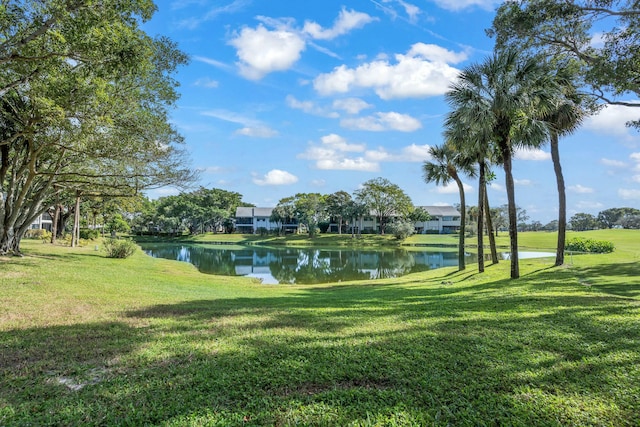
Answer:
423, 142, 475, 271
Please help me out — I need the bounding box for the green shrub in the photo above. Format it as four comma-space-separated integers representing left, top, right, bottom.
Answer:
24, 229, 51, 241
566, 237, 615, 253
318, 221, 330, 233
79, 228, 100, 240
388, 220, 416, 240
103, 238, 137, 258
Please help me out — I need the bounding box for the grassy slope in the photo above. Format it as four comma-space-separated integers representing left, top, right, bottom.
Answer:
1, 230, 639, 426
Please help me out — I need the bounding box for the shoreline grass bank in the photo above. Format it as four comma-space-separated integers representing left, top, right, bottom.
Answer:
1, 230, 639, 426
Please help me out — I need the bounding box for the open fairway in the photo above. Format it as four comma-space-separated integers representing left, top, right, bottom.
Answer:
1, 231, 639, 426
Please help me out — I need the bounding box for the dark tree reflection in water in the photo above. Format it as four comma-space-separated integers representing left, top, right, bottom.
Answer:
141, 244, 473, 284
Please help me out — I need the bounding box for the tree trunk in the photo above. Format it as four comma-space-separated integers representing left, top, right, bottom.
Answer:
501, 143, 520, 279
51, 204, 60, 244
72, 193, 81, 247
550, 130, 566, 266
484, 184, 499, 264
0, 231, 20, 255
453, 172, 466, 271
477, 161, 485, 273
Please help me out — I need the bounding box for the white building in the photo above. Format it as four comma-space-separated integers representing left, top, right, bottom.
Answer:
414, 206, 461, 234
235, 205, 461, 235
235, 207, 298, 234
30, 212, 54, 231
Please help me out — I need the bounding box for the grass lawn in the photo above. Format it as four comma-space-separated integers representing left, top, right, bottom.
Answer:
1, 230, 639, 426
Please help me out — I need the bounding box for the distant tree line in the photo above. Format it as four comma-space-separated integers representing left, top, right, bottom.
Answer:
569, 208, 640, 231
126, 178, 428, 239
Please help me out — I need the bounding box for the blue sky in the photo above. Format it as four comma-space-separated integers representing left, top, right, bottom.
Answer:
142, 0, 640, 224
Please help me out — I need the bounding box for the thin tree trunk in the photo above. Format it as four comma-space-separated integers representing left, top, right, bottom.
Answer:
502, 146, 519, 279
484, 184, 499, 264
453, 172, 466, 271
51, 205, 60, 244
550, 131, 566, 266
477, 161, 485, 273
72, 193, 80, 247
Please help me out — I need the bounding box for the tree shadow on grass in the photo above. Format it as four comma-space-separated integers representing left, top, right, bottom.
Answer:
2, 269, 639, 426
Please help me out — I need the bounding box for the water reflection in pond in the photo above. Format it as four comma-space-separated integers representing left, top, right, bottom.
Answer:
140, 244, 478, 284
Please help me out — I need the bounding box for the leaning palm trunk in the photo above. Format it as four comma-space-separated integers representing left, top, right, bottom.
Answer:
484, 184, 499, 264
452, 171, 467, 271
550, 130, 566, 266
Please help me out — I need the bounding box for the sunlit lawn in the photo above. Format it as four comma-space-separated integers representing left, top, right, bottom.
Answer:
1, 231, 639, 426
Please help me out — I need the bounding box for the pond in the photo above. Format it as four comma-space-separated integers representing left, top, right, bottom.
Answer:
140, 244, 555, 284
140, 244, 475, 284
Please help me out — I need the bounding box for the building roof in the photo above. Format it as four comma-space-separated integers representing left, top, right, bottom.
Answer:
235, 207, 274, 217
253, 207, 273, 217
418, 206, 460, 217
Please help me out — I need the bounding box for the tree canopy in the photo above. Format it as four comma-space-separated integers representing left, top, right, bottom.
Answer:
354, 177, 413, 235
0, 0, 195, 254
489, 0, 639, 126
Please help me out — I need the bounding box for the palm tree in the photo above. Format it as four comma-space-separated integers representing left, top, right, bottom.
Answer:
422, 142, 475, 271
483, 180, 499, 265
544, 75, 587, 266
445, 48, 558, 279
445, 126, 492, 273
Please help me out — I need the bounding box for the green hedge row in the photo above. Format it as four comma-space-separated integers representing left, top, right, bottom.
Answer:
566, 237, 615, 254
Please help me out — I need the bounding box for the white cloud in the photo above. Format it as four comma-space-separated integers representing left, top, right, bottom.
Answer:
229, 24, 306, 80
228, 9, 375, 80
341, 111, 422, 132
332, 98, 373, 114
590, 32, 606, 49
298, 134, 426, 171
253, 169, 298, 186
397, 0, 422, 22
489, 182, 504, 192
303, 8, 377, 40
584, 104, 640, 139
311, 179, 326, 187
316, 158, 380, 171
568, 184, 594, 194
575, 200, 604, 210
632, 175, 640, 183
235, 126, 279, 138
286, 95, 339, 118
202, 109, 259, 125
298, 134, 375, 171
365, 144, 431, 162
194, 77, 219, 88
514, 147, 551, 161
430, 0, 499, 11
193, 55, 234, 71
313, 43, 466, 99
433, 181, 473, 194
202, 109, 276, 137
618, 188, 640, 200
177, 0, 249, 29
601, 158, 627, 168
401, 143, 432, 161
514, 179, 533, 186
320, 134, 366, 152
